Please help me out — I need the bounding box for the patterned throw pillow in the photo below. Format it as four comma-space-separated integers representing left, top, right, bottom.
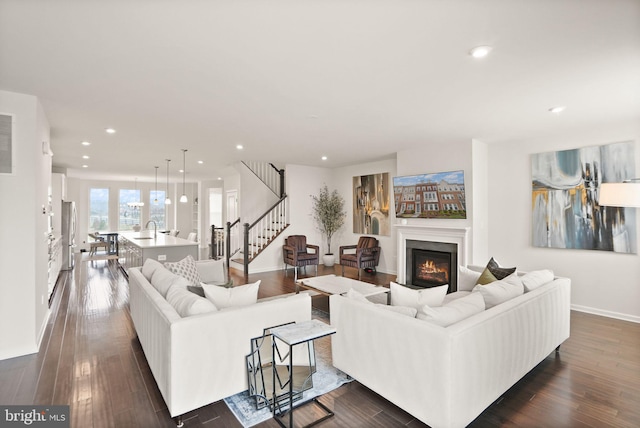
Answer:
486, 257, 516, 280
164, 255, 202, 286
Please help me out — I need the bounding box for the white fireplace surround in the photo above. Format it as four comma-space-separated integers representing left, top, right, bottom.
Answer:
395, 224, 470, 284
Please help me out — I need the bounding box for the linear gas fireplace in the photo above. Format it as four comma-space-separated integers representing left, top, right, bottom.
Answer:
406, 240, 458, 293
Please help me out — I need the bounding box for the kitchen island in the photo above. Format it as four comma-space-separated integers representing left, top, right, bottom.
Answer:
118, 231, 199, 271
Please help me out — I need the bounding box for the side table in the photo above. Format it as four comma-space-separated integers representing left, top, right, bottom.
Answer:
270, 319, 337, 428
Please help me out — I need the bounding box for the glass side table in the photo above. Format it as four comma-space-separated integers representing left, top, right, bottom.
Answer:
270, 319, 337, 428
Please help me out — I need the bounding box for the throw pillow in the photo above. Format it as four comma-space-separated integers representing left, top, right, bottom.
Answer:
196, 259, 226, 284
486, 257, 517, 280
187, 285, 205, 297
150, 266, 190, 297
165, 284, 218, 317
345, 288, 371, 303
417, 292, 485, 327
390, 282, 448, 308
521, 269, 554, 292
202, 280, 260, 309
391, 282, 449, 307
164, 255, 203, 286
141, 258, 164, 282
458, 266, 481, 291
472, 273, 524, 308
475, 268, 498, 285
346, 288, 417, 317
379, 305, 418, 317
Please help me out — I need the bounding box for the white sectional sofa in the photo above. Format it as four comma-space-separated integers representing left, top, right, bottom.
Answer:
330, 268, 571, 428
128, 258, 312, 422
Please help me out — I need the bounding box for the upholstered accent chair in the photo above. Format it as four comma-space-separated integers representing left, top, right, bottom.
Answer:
339, 236, 381, 280
283, 235, 320, 282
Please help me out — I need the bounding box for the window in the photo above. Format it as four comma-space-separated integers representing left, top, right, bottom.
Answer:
119, 189, 142, 231
149, 190, 166, 230
89, 188, 109, 231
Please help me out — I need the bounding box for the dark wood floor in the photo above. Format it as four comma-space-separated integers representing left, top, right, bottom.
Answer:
1, 256, 639, 428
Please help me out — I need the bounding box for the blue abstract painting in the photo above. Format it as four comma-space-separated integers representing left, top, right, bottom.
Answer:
531, 141, 637, 253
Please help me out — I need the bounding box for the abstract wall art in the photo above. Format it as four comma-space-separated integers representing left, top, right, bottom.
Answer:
353, 172, 390, 236
531, 141, 637, 253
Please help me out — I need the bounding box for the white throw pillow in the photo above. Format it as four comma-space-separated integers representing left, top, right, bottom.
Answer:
141, 258, 164, 281
458, 266, 481, 291
202, 280, 260, 309
345, 288, 371, 303
196, 259, 226, 284
150, 266, 189, 297
390, 282, 448, 308
379, 305, 418, 317
346, 288, 417, 317
472, 273, 524, 308
164, 255, 202, 286
417, 292, 485, 327
165, 284, 218, 317
521, 269, 554, 292
442, 291, 471, 305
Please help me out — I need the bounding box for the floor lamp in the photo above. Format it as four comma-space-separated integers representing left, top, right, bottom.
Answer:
599, 179, 640, 208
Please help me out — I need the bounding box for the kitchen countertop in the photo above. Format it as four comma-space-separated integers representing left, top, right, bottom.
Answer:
119, 231, 198, 249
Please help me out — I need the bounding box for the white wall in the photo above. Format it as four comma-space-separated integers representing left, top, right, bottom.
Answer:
332, 158, 398, 275
238, 163, 331, 273
0, 90, 51, 360
487, 122, 640, 322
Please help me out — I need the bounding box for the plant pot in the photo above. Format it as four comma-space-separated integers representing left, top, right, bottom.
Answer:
323, 254, 336, 267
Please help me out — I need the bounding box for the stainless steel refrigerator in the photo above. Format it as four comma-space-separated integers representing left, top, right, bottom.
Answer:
61, 200, 77, 270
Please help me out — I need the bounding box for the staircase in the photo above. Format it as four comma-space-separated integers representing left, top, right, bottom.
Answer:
226, 162, 289, 276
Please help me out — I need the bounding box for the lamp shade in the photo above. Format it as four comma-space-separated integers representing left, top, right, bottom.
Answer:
599, 182, 640, 207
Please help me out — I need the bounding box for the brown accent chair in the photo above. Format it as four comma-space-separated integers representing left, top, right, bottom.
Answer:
339, 236, 381, 280
283, 235, 320, 282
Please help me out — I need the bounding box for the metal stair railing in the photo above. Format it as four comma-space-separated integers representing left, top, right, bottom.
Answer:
242, 161, 285, 197
231, 195, 288, 277
225, 218, 242, 271
209, 224, 225, 260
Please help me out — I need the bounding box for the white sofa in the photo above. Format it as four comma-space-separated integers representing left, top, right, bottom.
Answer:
128, 259, 312, 421
330, 269, 571, 428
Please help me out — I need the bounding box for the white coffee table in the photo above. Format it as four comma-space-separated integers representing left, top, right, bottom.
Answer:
297, 274, 389, 299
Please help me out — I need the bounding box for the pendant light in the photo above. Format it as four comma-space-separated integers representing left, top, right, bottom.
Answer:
153, 166, 159, 204
180, 149, 188, 203
165, 159, 172, 205
127, 177, 144, 208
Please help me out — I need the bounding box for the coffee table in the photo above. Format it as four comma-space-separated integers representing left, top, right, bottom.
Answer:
296, 274, 389, 302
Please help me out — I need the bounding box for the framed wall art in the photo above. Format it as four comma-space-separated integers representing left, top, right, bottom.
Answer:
393, 170, 466, 219
531, 140, 637, 253
353, 172, 390, 235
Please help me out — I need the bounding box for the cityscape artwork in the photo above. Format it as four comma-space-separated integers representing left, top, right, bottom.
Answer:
531, 141, 637, 253
393, 170, 466, 219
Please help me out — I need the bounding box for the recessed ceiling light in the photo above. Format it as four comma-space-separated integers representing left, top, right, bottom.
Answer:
82, 164, 88, 168
81, 141, 90, 146
217, 177, 222, 180
82, 155, 90, 159
469, 46, 492, 59
105, 128, 116, 134
548, 106, 566, 114
197, 160, 204, 164
321, 156, 328, 161
236, 144, 244, 150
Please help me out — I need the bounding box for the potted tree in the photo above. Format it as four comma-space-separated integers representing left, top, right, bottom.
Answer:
311, 185, 346, 267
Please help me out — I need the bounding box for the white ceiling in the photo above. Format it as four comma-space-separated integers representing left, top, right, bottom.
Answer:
1, 0, 639, 183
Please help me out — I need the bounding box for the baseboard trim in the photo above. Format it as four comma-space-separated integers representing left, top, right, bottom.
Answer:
571, 304, 640, 324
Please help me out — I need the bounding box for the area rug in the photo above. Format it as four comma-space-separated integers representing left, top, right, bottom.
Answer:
224, 309, 351, 427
